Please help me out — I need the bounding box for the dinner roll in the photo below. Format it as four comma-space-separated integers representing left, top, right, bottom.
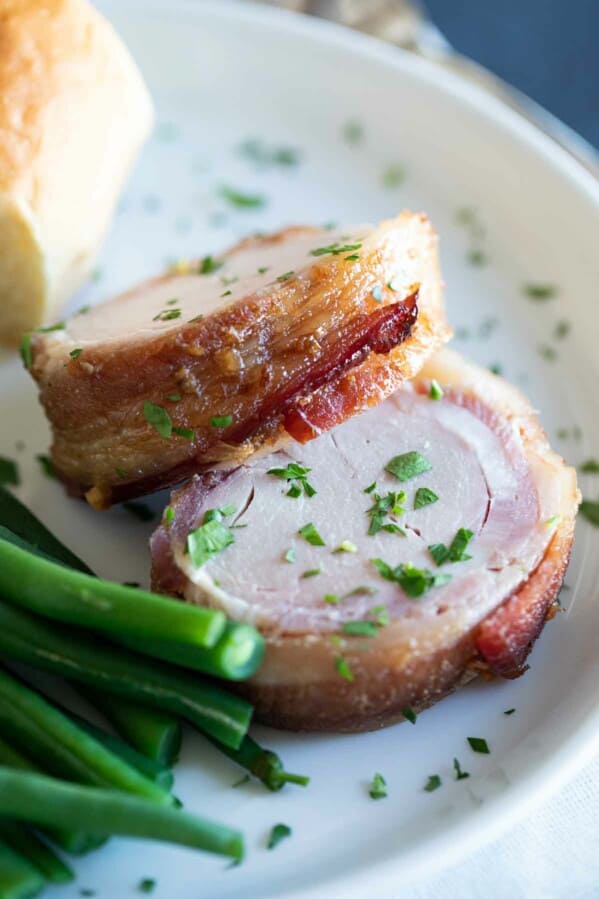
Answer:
0, 0, 153, 345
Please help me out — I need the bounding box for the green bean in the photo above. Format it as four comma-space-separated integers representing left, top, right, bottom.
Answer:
209, 734, 310, 791
0, 738, 105, 857
0, 485, 92, 574
117, 621, 265, 681
0, 529, 225, 649
0, 769, 244, 861
0, 668, 172, 806
0, 837, 44, 899
0, 601, 252, 749
0, 822, 73, 884
78, 688, 182, 765
0, 499, 184, 759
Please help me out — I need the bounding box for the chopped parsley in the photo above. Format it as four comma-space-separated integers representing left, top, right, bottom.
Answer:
284, 547, 296, 563
333, 540, 357, 554
138, 879, 156, 894
210, 415, 233, 428
172, 426, 194, 440
366, 489, 406, 536
414, 487, 439, 509
369, 604, 389, 626
424, 774, 441, 792
504, 708, 516, 716
467, 736, 490, 754
453, 758, 470, 780
19, 333, 32, 369
369, 772, 387, 799
0, 457, 19, 486
220, 289, 232, 297
36, 322, 65, 333
554, 319, 571, 340
267, 823, 292, 850
277, 271, 295, 281
324, 593, 340, 604
267, 462, 316, 498
342, 120, 363, 145
489, 363, 503, 376
580, 459, 599, 473
166, 393, 181, 402
371, 558, 451, 598
429, 528, 474, 566
382, 165, 405, 188
153, 309, 181, 321
310, 242, 362, 257
122, 501, 155, 522
238, 139, 300, 168
364, 481, 377, 494
257, 266, 269, 275
187, 517, 234, 568
580, 500, 599, 526
36, 455, 56, 479
301, 568, 321, 578
220, 185, 266, 209
298, 522, 325, 546
371, 284, 383, 302
523, 283, 557, 300
385, 451, 432, 482
342, 620, 378, 637
115, 467, 128, 479
468, 249, 487, 266
429, 379, 444, 400
538, 344, 557, 362
334, 655, 354, 681
188, 314, 204, 323
403, 707, 417, 724
69, 348, 83, 359
164, 506, 175, 526
143, 401, 172, 439
198, 255, 223, 275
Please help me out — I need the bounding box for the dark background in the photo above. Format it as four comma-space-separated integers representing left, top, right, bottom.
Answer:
425, 0, 598, 149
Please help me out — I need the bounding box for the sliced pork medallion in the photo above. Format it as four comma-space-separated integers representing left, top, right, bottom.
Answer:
152, 350, 579, 732
27, 212, 448, 508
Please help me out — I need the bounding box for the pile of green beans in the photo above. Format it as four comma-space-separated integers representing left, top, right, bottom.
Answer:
0, 488, 310, 896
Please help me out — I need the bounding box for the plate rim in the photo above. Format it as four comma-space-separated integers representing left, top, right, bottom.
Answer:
65, 2, 599, 895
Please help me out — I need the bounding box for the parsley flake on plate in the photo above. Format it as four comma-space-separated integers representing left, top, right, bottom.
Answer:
504, 708, 516, 716
424, 774, 442, 792
220, 185, 266, 209
467, 736, 490, 754
580, 500, 599, 526
138, 879, 156, 894
369, 772, 387, 799
453, 758, 470, 780
298, 522, 325, 546
143, 401, 172, 439
267, 462, 316, 498
414, 487, 439, 509
381, 165, 405, 188
523, 283, 557, 300
267, 823, 292, 850
403, 707, 417, 724
385, 451, 432, 482
580, 459, 599, 473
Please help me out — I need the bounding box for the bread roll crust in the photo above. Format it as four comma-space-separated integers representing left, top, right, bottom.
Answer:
0, 0, 153, 344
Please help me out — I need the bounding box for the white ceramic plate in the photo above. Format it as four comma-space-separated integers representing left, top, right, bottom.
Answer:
1, 2, 598, 896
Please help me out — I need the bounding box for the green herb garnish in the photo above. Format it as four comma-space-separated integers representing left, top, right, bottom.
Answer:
277, 271, 295, 281
0, 457, 19, 486
220, 185, 266, 209
334, 655, 354, 681
369, 772, 387, 799
382, 165, 405, 188
211, 415, 233, 428
403, 707, 417, 724
504, 708, 516, 716
138, 879, 156, 894
69, 348, 83, 359
172, 427, 194, 440
301, 568, 321, 578
554, 320, 571, 339
333, 540, 357, 554
371, 558, 451, 598
19, 333, 32, 369
310, 242, 362, 257
366, 488, 406, 536
153, 309, 181, 321
36, 322, 65, 333
523, 283, 557, 300
467, 736, 490, 754
453, 758, 470, 780
342, 621, 378, 638
414, 487, 439, 509
143, 401, 172, 439
267, 823, 292, 850
424, 774, 441, 792
385, 451, 432, 482
187, 518, 234, 568
429, 379, 444, 400
238, 139, 300, 168
429, 528, 474, 565
166, 393, 181, 402
324, 593, 340, 604
164, 506, 175, 526
580, 459, 599, 473
267, 462, 316, 498
198, 255, 223, 275
298, 522, 325, 546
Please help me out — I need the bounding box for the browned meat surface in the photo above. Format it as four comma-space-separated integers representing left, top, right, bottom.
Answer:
151, 349, 578, 732
27, 212, 448, 508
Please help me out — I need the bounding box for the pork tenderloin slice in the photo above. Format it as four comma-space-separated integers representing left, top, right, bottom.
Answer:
151, 349, 579, 732
28, 212, 448, 508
